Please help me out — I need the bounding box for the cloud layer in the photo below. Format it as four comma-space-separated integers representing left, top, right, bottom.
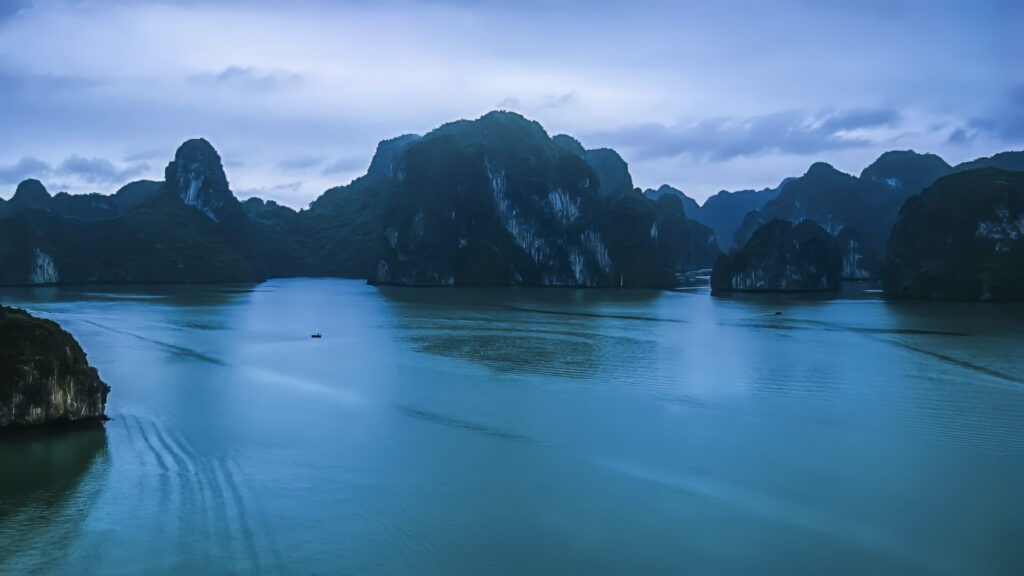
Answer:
0, 0, 1020, 205
0, 154, 150, 189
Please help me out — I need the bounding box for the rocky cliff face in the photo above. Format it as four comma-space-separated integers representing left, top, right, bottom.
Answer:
163, 138, 245, 226
370, 111, 717, 287
711, 219, 840, 292
836, 227, 877, 280
0, 138, 262, 285
373, 112, 621, 286
0, 306, 110, 428
885, 168, 1024, 301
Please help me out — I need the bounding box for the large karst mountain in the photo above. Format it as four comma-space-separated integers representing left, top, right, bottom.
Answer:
369, 113, 717, 286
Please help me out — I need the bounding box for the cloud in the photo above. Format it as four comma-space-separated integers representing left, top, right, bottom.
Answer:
277, 155, 325, 171
495, 92, 577, 113
817, 107, 900, 134
968, 117, 1024, 143
0, 0, 1017, 206
586, 108, 903, 162
964, 86, 1024, 143
540, 91, 577, 109
496, 96, 522, 109
57, 155, 149, 184
0, 156, 50, 185
322, 156, 366, 175
188, 66, 301, 91
235, 181, 303, 200
123, 149, 164, 163
0, 70, 100, 94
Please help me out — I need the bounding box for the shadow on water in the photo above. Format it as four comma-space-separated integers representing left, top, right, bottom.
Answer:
0, 423, 110, 572
75, 318, 225, 365
375, 284, 665, 308
395, 404, 543, 445
710, 279, 883, 302
497, 304, 687, 323
377, 286, 667, 380
0, 283, 257, 308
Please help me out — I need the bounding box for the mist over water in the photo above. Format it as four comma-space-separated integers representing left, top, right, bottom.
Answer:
1, 279, 1022, 574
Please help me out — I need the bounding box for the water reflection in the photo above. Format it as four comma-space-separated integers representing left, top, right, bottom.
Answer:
378, 286, 668, 381
0, 283, 256, 308
0, 424, 110, 571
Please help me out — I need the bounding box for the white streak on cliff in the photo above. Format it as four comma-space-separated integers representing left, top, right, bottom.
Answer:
179, 162, 220, 222
487, 157, 549, 264
976, 209, 1024, 252
841, 239, 872, 279
547, 188, 580, 226
581, 230, 612, 274
30, 249, 59, 284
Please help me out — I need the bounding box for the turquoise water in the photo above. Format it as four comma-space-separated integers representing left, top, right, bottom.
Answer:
1, 279, 1022, 574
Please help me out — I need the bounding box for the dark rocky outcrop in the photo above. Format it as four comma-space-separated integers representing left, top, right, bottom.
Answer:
369, 111, 717, 287
583, 148, 634, 198
732, 163, 903, 278
113, 179, 161, 211
0, 306, 109, 428
860, 150, 952, 197
836, 226, 877, 280
163, 138, 246, 227
643, 185, 701, 218
551, 134, 586, 157
8, 179, 52, 211
711, 219, 840, 293
726, 150, 1004, 278
0, 179, 159, 222
0, 140, 261, 285
48, 192, 120, 221
885, 168, 1024, 301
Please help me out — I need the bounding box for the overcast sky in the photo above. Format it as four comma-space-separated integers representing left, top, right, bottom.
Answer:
0, 0, 1020, 207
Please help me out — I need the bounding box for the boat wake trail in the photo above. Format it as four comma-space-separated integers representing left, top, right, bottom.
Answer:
121, 414, 281, 571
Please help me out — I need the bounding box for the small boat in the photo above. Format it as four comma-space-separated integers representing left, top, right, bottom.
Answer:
311, 332, 322, 339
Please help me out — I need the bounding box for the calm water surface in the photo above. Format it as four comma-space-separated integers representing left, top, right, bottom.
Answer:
1, 279, 1022, 575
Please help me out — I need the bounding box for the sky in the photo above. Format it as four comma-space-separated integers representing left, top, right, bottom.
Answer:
0, 0, 1021, 207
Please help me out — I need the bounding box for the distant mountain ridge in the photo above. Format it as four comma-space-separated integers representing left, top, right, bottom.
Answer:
724, 150, 1024, 280
1, 114, 1021, 297
0, 111, 719, 288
